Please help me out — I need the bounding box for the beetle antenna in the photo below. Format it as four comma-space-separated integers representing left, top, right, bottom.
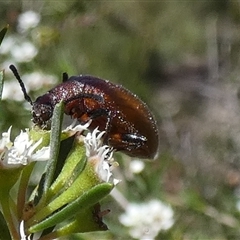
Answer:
9, 64, 33, 105
62, 72, 68, 82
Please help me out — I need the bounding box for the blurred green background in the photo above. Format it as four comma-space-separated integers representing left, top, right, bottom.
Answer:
2, 1, 240, 239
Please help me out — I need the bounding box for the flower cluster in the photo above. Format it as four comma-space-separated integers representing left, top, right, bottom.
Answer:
1, 10, 57, 102
119, 199, 174, 240
0, 126, 50, 168
0, 11, 40, 64
84, 128, 119, 185
17, 11, 41, 33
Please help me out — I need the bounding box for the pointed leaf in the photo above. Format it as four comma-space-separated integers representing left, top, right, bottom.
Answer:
0, 70, 4, 100
0, 25, 8, 47
43, 101, 64, 193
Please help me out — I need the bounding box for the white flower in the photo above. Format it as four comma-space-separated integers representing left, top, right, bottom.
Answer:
0, 36, 16, 54
129, 159, 145, 174
119, 199, 174, 240
2, 71, 57, 101
17, 11, 41, 33
84, 128, 106, 157
2, 80, 25, 101
22, 72, 57, 91
63, 119, 92, 136
0, 127, 50, 167
10, 41, 38, 62
0, 126, 12, 151
84, 128, 119, 185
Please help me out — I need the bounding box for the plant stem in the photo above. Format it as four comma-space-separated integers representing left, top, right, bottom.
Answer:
0, 193, 19, 240
17, 163, 35, 220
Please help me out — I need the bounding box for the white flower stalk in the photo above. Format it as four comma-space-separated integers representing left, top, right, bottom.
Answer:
17, 11, 41, 33
119, 199, 174, 240
0, 127, 50, 167
84, 128, 119, 185
20, 221, 31, 240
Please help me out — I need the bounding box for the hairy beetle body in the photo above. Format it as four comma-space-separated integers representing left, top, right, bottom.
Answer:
9, 65, 159, 159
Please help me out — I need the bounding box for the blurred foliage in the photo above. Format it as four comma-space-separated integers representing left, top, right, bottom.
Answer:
1, 1, 240, 239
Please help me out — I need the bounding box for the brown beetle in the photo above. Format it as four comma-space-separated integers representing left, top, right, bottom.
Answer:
10, 65, 159, 159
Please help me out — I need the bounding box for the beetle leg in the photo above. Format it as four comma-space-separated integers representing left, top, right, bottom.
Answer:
76, 108, 112, 131
87, 108, 109, 120
108, 133, 147, 152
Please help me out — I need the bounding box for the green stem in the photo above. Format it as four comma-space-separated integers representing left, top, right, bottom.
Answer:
0, 193, 19, 240
17, 163, 35, 220
9, 195, 17, 220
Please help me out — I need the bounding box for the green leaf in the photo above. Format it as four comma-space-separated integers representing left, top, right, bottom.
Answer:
43, 101, 64, 193
0, 25, 8, 47
28, 183, 113, 233
56, 203, 108, 236
0, 70, 4, 100
47, 140, 86, 199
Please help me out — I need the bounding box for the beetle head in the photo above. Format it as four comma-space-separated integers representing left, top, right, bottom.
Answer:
9, 65, 54, 127
32, 96, 53, 127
